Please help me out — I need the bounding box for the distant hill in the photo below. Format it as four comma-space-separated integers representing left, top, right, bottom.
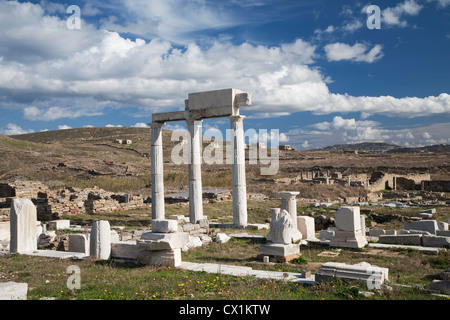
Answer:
318, 142, 450, 154
318, 142, 401, 153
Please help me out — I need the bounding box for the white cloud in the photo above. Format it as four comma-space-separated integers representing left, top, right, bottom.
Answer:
132, 122, 149, 128
0, 0, 448, 127
324, 42, 384, 63
301, 140, 310, 149
58, 124, 72, 130
0, 123, 34, 136
342, 20, 363, 32
422, 132, 432, 139
105, 124, 123, 127
382, 0, 423, 27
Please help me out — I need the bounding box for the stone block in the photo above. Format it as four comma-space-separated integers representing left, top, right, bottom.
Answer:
10, 198, 37, 253
315, 262, 388, 288
368, 229, 386, 237
437, 230, 450, 237
215, 233, 231, 243
378, 234, 422, 246
297, 216, 316, 240
111, 241, 137, 260
335, 206, 361, 232
0, 282, 28, 300
420, 208, 436, 214
197, 218, 209, 228
187, 88, 251, 111
137, 248, 181, 267
259, 242, 300, 257
47, 220, 70, 230
422, 235, 450, 248
90, 220, 111, 260
404, 220, 438, 235
152, 219, 178, 233
429, 280, 450, 295
182, 224, 195, 232
68, 234, 90, 255
330, 207, 367, 248
438, 222, 448, 231
320, 229, 335, 240
139, 232, 189, 250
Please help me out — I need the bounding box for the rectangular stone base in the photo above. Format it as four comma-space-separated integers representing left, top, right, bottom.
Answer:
259, 243, 300, 262
330, 231, 367, 249
137, 248, 181, 267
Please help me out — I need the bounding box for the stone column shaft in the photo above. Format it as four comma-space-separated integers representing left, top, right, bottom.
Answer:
187, 119, 204, 223
150, 122, 165, 220
230, 115, 247, 227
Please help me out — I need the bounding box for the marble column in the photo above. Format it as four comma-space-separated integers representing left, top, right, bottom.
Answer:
150, 122, 165, 220
278, 191, 300, 229
187, 119, 204, 223
230, 115, 247, 227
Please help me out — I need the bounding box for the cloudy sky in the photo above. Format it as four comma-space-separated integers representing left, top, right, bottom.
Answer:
0, 0, 449, 149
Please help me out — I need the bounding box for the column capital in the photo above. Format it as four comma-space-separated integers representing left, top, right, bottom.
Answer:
229, 115, 245, 122
149, 122, 165, 128
278, 191, 300, 198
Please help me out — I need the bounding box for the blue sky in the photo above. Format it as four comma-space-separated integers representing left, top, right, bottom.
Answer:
0, 0, 449, 149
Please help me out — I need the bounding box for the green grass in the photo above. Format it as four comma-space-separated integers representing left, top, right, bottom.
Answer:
0, 254, 444, 300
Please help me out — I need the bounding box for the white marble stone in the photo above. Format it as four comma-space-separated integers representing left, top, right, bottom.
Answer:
89, 220, 111, 260
68, 234, 90, 255
297, 216, 316, 240
152, 219, 178, 233
330, 206, 367, 249
0, 282, 28, 300
10, 198, 37, 254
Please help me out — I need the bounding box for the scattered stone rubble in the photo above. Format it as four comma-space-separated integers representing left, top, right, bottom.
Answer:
0, 180, 150, 220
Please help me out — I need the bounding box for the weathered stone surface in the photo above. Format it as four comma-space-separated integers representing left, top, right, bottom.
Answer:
47, 220, 70, 230
89, 220, 111, 260
137, 248, 181, 267
111, 241, 137, 260
378, 234, 422, 246
266, 208, 302, 244
297, 216, 316, 240
68, 234, 90, 255
152, 219, 178, 233
315, 262, 389, 288
320, 229, 335, 240
330, 206, 367, 249
422, 235, 450, 247
259, 243, 300, 257
0, 282, 28, 300
139, 232, 189, 250
215, 233, 231, 243
404, 220, 438, 235
429, 280, 450, 295
10, 198, 37, 253
368, 229, 386, 237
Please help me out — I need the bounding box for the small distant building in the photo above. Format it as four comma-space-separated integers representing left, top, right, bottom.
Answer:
114, 139, 132, 145
279, 145, 293, 151
251, 143, 266, 149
